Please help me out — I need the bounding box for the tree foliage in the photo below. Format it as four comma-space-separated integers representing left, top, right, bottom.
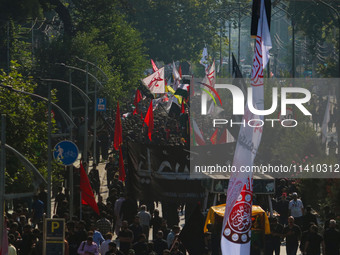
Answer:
122, 0, 221, 63
0, 62, 49, 193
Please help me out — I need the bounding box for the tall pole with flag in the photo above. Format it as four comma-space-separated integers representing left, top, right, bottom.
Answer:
221, 0, 271, 254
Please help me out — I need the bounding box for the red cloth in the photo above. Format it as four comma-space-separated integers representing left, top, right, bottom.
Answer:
79, 162, 99, 215
151, 59, 159, 72
181, 101, 185, 114
210, 129, 219, 145
118, 146, 126, 182
143, 101, 154, 141
133, 89, 142, 115
114, 101, 123, 151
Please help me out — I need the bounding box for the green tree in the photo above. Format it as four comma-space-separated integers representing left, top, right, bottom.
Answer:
122, 0, 221, 63
0, 62, 50, 193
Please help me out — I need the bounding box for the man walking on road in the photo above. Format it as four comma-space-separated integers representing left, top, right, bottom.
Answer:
283, 216, 302, 255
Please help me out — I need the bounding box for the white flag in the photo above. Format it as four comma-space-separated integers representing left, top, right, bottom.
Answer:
321, 96, 331, 143
142, 67, 165, 94
200, 47, 209, 71
221, 0, 271, 254
172, 61, 181, 81
202, 60, 216, 88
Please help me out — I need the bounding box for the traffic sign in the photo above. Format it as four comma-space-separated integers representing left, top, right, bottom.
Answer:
44, 218, 65, 255
46, 241, 64, 255
53, 140, 79, 166
97, 98, 106, 111
45, 218, 65, 239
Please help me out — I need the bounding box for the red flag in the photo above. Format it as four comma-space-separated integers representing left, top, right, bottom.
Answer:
218, 128, 227, 144
143, 101, 154, 141
181, 101, 185, 114
133, 89, 142, 115
210, 129, 218, 145
118, 146, 126, 181
79, 162, 99, 215
178, 65, 182, 78
151, 59, 159, 72
114, 102, 123, 151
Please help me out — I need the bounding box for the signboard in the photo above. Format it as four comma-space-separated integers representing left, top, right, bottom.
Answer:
53, 140, 79, 166
46, 241, 64, 255
210, 179, 275, 194
46, 218, 65, 239
97, 98, 106, 111
44, 218, 65, 255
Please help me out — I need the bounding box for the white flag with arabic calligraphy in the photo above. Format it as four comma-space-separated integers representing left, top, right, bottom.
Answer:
142, 67, 165, 94
221, 0, 271, 254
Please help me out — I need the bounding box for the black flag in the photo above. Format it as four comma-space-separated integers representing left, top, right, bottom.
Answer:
251, 0, 271, 38
178, 204, 206, 255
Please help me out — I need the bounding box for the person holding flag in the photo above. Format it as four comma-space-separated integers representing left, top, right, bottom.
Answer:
220, 0, 272, 254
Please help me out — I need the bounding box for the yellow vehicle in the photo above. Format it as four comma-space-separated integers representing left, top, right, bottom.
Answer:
204, 204, 271, 253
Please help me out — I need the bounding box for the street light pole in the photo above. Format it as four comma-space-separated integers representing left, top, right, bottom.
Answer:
238, 2, 241, 65
57, 63, 105, 171
47, 83, 52, 218
0, 115, 6, 243
40, 76, 91, 218
68, 70, 74, 218
85, 63, 89, 171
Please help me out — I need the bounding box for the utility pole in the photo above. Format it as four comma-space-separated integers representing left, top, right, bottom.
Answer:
0, 115, 6, 243
47, 83, 52, 218
238, 2, 241, 65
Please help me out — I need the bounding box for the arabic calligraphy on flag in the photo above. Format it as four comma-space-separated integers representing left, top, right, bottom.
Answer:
142, 67, 165, 94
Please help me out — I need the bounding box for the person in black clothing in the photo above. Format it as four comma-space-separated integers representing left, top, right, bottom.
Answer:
269, 217, 284, 255
37, 186, 48, 213
66, 221, 79, 255
76, 220, 88, 248
283, 216, 302, 255
89, 164, 100, 195
121, 195, 138, 225
118, 221, 134, 255
304, 225, 325, 255
300, 223, 315, 255
132, 234, 149, 255
20, 224, 35, 255
324, 219, 340, 255
153, 231, 168, 255
276, 193, 289, 226
129, 216, 144, 243
150, 209, 163, 240
302, 206, 318, 232
54, 186, 66, 215
323, 206, 336, 230
160, 219, 170, 239
105, 156, 116, 187
105, 241, 124, 255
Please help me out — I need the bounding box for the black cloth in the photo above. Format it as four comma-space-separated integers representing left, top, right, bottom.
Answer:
129, 223, 143, 243
89, 168, 100, 194
324, 228, 340, 255
153, 238, 168, 255
132, 241, 149, 255
300, 230, 311, 252
150, 216, 163, 240
120, 198, 138, 224
118, 229, 133, 255
283, 224, 301, 247
276, 199, 289, 224
306, 232, 323, 255
302, 213, 318, 231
